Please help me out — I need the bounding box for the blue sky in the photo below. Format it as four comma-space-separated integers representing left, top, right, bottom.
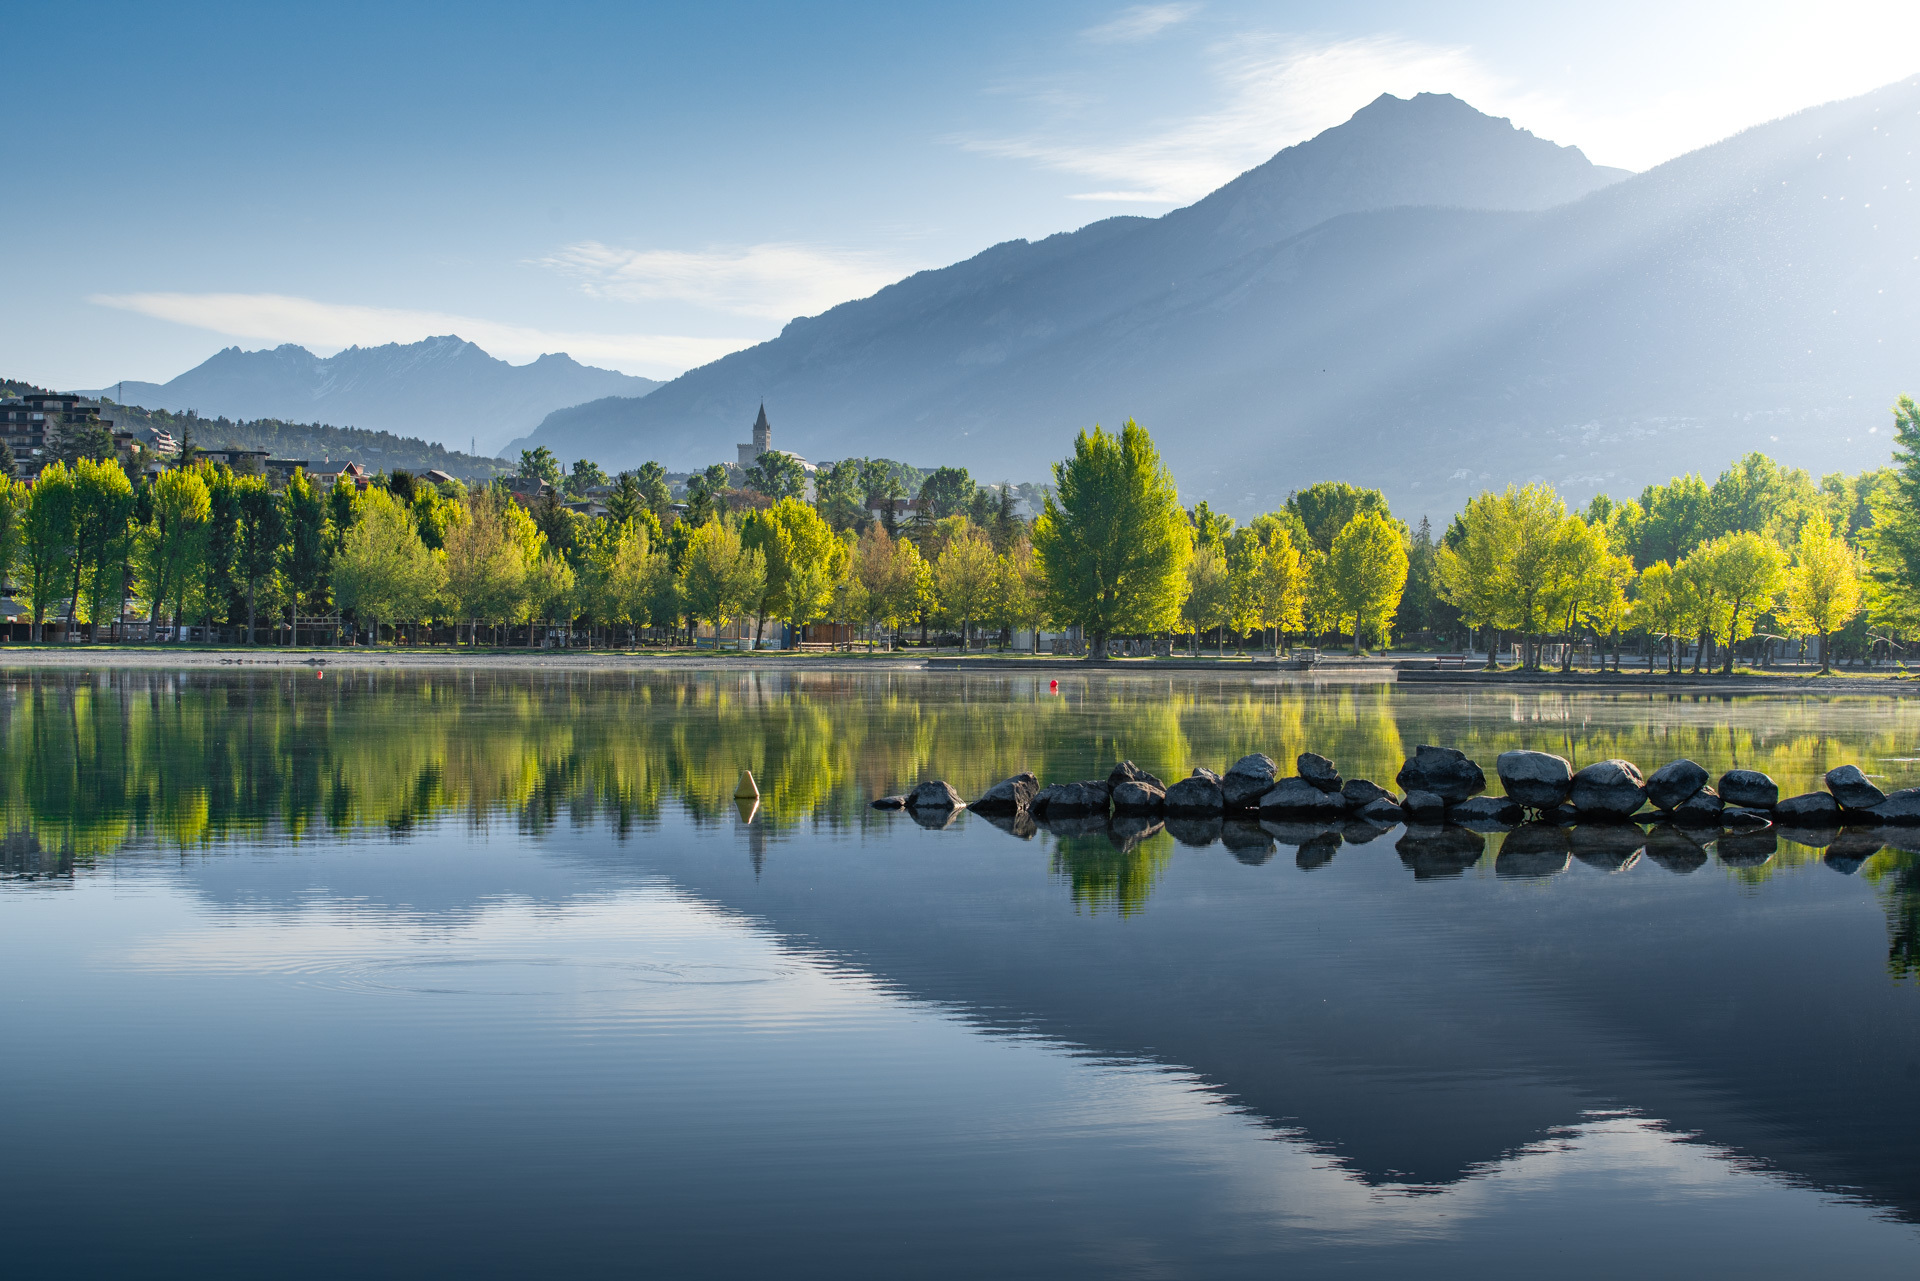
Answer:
7, 0, 1917, 389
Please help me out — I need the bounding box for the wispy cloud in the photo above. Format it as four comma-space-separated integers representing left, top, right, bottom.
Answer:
962, 34, 1507, 204
1081, 3, 1200, 45
536, 241, 912, 322
89, 292, 744, 378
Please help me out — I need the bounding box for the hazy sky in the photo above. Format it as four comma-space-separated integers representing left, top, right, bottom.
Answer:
8, 0, 1917, 389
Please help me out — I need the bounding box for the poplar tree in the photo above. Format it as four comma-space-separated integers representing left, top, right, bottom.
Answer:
1781, 516, 1864, 675
1328, 511, 1409, 654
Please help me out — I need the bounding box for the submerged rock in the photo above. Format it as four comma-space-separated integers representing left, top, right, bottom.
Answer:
1295, 832, 1342, 870
871, 795, 908, 810
1296, 752, 1343, 794
1401, 789, 1446, 823
978, 810, 1037, 840
905, 780, 966, 810
1570, 759, 1647, 821
1396, 745, 1486, 803
1039, 780, 1111, 815
1717, 769, 1778, 809
1341, 816, 1397, 844
1107, 814, 1165, 850
1164, 770, 1226, 816
1646, 759, 1710, 810
1495, 750, 1573, 810
970, 772, 1038, 815
1355, 797, 1405, 826
1260, 819, 1344, 848
1721, 806, 1773, 830
1824, 764, 1886, 810
1220, 819, 1277, 865
1449, 795, 1523, 825
1775, 792, 1840, 825
1342, 778, 1395, 808
909, 804, 964, 831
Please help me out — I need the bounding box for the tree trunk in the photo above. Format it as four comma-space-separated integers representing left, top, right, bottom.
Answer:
1085, 629, 1109, 663
1820, 628, 1832, 675
246, 579, 257, 646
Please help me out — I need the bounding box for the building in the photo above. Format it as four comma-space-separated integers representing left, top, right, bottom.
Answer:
737, 404, 775, 469
0, 392, 118, 478
309, 461, 373, 491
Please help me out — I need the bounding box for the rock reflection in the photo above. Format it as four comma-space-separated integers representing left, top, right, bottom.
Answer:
1643, 825, 1710, 874
1567, 825, 1643, 874
1163, 816, 1223, 848
1220, 820, 1276, 866
1716, 831, 1778, 869
1397, 825, 1486, 879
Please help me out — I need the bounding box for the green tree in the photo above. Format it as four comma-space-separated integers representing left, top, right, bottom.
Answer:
234, 474, 286, 643
762, 497, 841, 642
1188, 500, 1235, 551
137, 467, 212, 640
1707, 529, 1788, 673
442, 489, 526, 644
72, 457, 135, 640
1673, 543, 1731, 673
917, 466, 975, 520
1780, 516, 1864, 675
1179, 543, 1232, 656
1435, 484, 1563, 667
519, 446, 561, 486
1245, 525, 1306, 655
1635, 473, 1711, 568
745, 452, 807, 502
634, 461, 673, 518
679, 519, 766, 640
282, 469, 329, 627
933, 525, 998, 650
1284, 481, 1392, 555
564, 458, 608, 499
21, 462, 77, 641
1031, 420, 1191, 662
1865, 396, 1920, 631
1632, 560, 1684, 673
1328, 510, 1409, 654
332, 487, 441, 644
1706, 452, 1819, 543
987, 536, 1044, 651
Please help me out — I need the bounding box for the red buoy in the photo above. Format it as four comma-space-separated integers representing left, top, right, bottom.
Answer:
1049, 679, 1058, 693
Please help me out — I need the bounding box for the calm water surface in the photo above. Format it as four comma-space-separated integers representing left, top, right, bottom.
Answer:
6, 668, 1920, 1278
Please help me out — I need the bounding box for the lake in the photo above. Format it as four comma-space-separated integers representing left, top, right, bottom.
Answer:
5, 666, 1920, 1279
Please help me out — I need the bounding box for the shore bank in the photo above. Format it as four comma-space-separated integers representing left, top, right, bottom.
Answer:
1396, 668, 1920, 695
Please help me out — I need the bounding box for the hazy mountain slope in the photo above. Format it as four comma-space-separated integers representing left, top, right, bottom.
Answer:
513, 93, 1629, 468
98, 336, 658, 455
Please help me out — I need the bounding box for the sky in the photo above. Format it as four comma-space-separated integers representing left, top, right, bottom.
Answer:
7, 0, 1919, 390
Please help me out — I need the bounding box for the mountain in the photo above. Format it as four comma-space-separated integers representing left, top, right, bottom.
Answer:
515, 81, 1920, 519
97, 336, 659, 456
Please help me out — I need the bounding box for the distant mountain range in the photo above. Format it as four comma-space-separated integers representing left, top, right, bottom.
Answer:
93, 337, 658, 456
512, 82, 1920, 520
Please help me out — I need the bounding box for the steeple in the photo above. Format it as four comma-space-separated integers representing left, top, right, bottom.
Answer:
752, 403, 772, 452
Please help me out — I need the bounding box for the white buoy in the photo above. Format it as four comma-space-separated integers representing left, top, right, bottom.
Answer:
734, 769, 760, 801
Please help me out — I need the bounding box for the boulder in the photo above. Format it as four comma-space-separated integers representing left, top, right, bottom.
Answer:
1164, 770, 1226, 816
1163, 816, 1223, 848
1671, 789, 1725, 827
1717, 769, 1778, 809
1824, 764, 1886, 810
1495, 750, 1574, 810
1111, 779, 1167, 814
1570, 759, 1647, 821
1221, 754, 1280, 810
905, 780, 965, 810
970, 772, 1039, 815
1356, 797, 1405, 826
1258, 777, 1346, 818
1542, 802, 1581, 826
1400, 789, 1446, 823
1396, 825, 1486, 878
1219, 819, 1276, 865
1108, 760, 1164, 789
1646, 759, 1710, 810
1717, 830, 1778, 867
1449, 795, 1523, 825
871, 795, 908, 810
1342, 778, 1395, 808
1852, 787, 1920, 825
1721, 806, 1773, 830
1396, 745, 1486, 804
1775, 792, 1841, 825
1038, 780, 1110, 815
1296, 752, 1343, 793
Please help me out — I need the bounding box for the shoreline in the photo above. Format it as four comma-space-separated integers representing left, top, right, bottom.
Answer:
1396, 669, 1920, 695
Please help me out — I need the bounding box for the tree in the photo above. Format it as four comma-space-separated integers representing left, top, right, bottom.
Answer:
1706, 452, 1819, 544
1633, 561, 1685, 673
988, 536, 1044, 651
1434, 484, 1563, 667
281, 469, 329, 629
917, 466, 975, 520
635, 461, 673, 519
1179, 543, 1232, 655
332, 487, 440, 644
72, 457, 135, 641
1188, 500, 1235, 551
0, 480, 22, 607
1865, 396, 1920, 630
20, 463, 76, 641
933, 525, 997, 650
679, 520, 765, 639
519, 446, 561, 487
855, 524, 930, 646
1781, 516, 1864, 675
684, 463, 731, 526
199, 466, 243, 634
527, 553, 576, 644
564, 458, 608, 499
745, 451, 807, 502
136, 467, 212, 640
1707, 530, 1788, 672
606, 472, 646, 527
1285, 482, 1392, 555
1328, 511, 1409, 653
441, 489, 527, 644
1245, 525, 1306, 655
235, 474, 285, 644
1635, 473, 1711, 568
1542, 516, 1612, 671
531, 487, 577, 560
1031, 420, 1190, 662
761, 497, 841, 641
1673, 543, 1731, 673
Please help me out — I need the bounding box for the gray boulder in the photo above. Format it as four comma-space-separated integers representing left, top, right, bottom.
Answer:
1495, 750, 1574, 810
1221, 754, 1280, 810
1570, 759, 1647, 820
1258, 777, 1346, 818
1111, 779, 1167, 814
1646, 759, 1710, 810
1297, 753, 1343, 793
1824, 765, 1886, 810
871, 795, 908, 810
970, 772, 1038, 815
1342, 778, 1395, 808
1039, 780, 1110, 815
1718, 769, 1778, 809
1396, 745, 1486, 803
1855, 787, 1920, 825
1671, 789, 1725, 827
1355, 797, 1405, 825
1401, 789, 1446, 822
1450, 795, 1523, 825
905, 780, 966, 810
1108, 760, 1163, 789
1164, 770, 1226, 816
1775, 792, 1841, 825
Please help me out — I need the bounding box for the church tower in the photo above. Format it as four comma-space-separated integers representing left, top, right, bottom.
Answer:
738, 403, 773, 468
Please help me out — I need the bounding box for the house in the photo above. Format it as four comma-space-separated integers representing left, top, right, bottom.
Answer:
421, 469, 456, 486
310, 461, 373, 491
0, 391, 116, 478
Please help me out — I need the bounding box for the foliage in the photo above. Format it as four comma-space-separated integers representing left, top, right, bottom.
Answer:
518, 446, 561, 486
331, 487, 442, 639
933, 524, 997, 648
745, 451, 808, 502
1327, 511, 1409, 653
679, 519, 766, 633
1179, 543, 1232, 655
1780, 516, 1864, 675
1285, 482, 1393, 555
